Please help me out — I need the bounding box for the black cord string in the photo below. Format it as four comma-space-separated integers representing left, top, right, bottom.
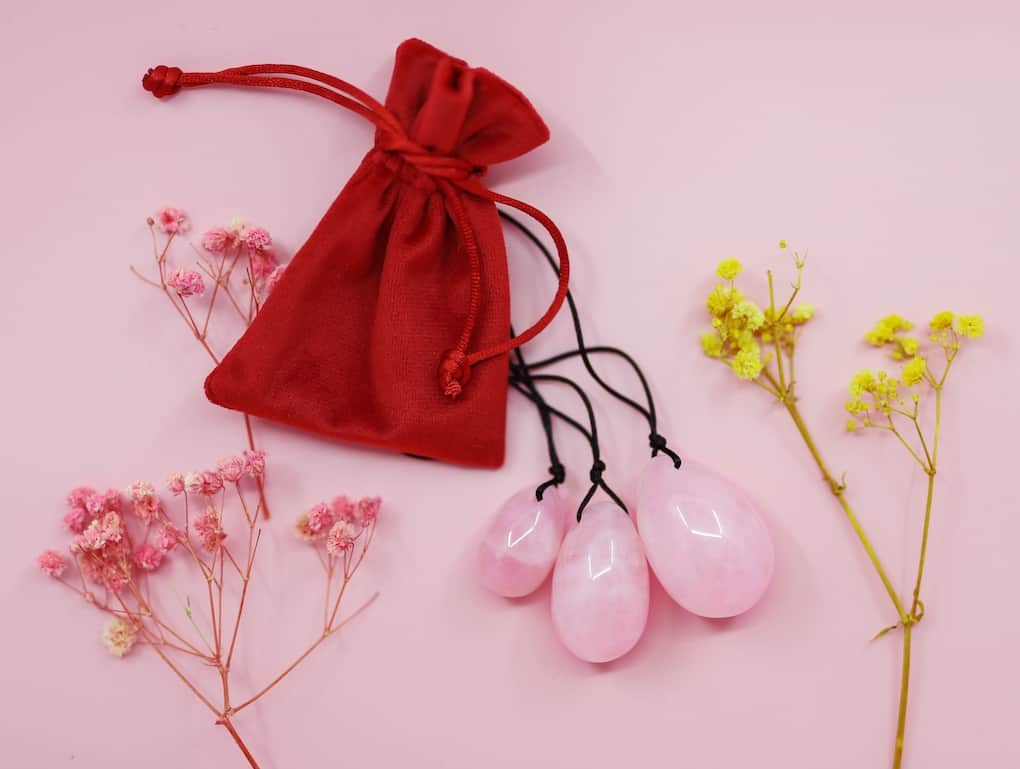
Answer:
510, 326, 565, 500
499, 210, 682, 469
509, 367, 628, 521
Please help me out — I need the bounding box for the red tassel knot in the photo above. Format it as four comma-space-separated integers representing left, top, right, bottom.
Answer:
439, 350, 471, 399
142, 65, 184, 98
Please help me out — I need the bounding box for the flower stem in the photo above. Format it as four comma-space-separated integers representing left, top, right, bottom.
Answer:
220, 717, 261, 769
230, 592, 379, 714
892, 386, 941, 768
910, 470, 936, 616
892, 623, 913, 769
243, 413, 271, 520
782, 398, 908, 623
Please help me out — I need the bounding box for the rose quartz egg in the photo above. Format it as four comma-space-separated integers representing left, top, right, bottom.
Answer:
637, 456, 773, 618
478, 486, 569, 598
551, 502, 649, 663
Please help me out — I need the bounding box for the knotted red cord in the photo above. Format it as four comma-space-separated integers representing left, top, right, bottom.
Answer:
142, 63, 570, 398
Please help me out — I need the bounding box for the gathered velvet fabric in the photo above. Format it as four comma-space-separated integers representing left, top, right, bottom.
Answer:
143, 39, 565, 467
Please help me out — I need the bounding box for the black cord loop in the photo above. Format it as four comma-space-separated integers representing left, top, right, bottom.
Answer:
649, 433, 682, 468
509, 367, 628, 521
510, 326, 566, 500
500, 210, 682, 471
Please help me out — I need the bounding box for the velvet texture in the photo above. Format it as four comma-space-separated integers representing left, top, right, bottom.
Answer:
202, 40, 551, 467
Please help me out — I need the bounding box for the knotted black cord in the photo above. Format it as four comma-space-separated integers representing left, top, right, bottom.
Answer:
510, 326, 565, 501
499, 210, 683, 469
509, 367, 627, 521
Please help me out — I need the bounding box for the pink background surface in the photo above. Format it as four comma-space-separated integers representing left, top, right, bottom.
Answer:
2, 2, 1017, 767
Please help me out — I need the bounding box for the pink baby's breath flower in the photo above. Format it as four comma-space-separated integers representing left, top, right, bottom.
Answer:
332, 495, 355, 523
133, 544, 164, 572
293, 513, 315, 542
193, 508, 226, 553
243, 449, 266, 479
264, 264, 286, 295
102, 489, 123, 512
127, 481, 155, 502
101, 560, 131, 593
355, 497, 381, 525
249, 250, 279, 283
98, 512, 124, 543
326, 521, 355, 556
156, 207, 189, 235
183, 472, 204, 495
167, 269, 205, 298
37, 550, 68, 578
199, 470, 224, 496
154, 523, 182, 553
84, 493, 105, 516
126, 481, 162, 522
242, 226, 272, 251
201, 227, 231, 253
66, 486, 94, 508
74, 512, 124, 552
103, 617, 138, 657
306, 503, 335, 536
216, 455, 245, 484
166, 473, 185, 496
134, 496, 162, 523
63, 506, 90, 533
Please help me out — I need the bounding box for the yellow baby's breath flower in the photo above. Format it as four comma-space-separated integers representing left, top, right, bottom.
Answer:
736, 331, 758, 352
898, 337, 919, 356
956, 314, 985, 339
700, 331, 724, 358
778, 240, 788, 249
865, 314, 913, 346
845, 398, 869, 415
716, 258, 743, 281
901, 357, 927, 386
730, 348, 764, 380
849, 369, 876, 397
791, 303, 815, 324
731, 299, 766, 331
929, 311, 954, 331
706, 284, 741, 317
845, 419, 858, 432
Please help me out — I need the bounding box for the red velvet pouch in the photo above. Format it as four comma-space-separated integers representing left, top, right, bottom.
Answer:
143, 39, 569, 467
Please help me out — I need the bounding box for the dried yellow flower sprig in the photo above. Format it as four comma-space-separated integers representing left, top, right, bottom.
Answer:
700, 248, 814, 386
697, 248, 985, 769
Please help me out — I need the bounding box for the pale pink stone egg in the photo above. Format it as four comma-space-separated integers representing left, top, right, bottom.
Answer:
637, 456, 774, 618
478, 486, 569, 598
551, 502, 649, 663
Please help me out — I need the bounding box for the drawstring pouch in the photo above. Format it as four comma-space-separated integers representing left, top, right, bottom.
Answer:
143, 38, 569, 467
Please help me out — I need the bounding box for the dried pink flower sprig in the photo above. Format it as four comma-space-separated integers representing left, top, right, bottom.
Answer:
293, 495, 381, 629
36, 454, 380, 769
133, 207, 287, 519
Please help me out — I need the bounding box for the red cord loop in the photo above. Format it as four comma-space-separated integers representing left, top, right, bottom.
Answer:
142, 66, 184, 98
143, 63, 569, 398
376, 131, 481, 181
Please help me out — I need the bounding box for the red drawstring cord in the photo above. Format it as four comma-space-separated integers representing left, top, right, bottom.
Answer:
142, 64, 569, 398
